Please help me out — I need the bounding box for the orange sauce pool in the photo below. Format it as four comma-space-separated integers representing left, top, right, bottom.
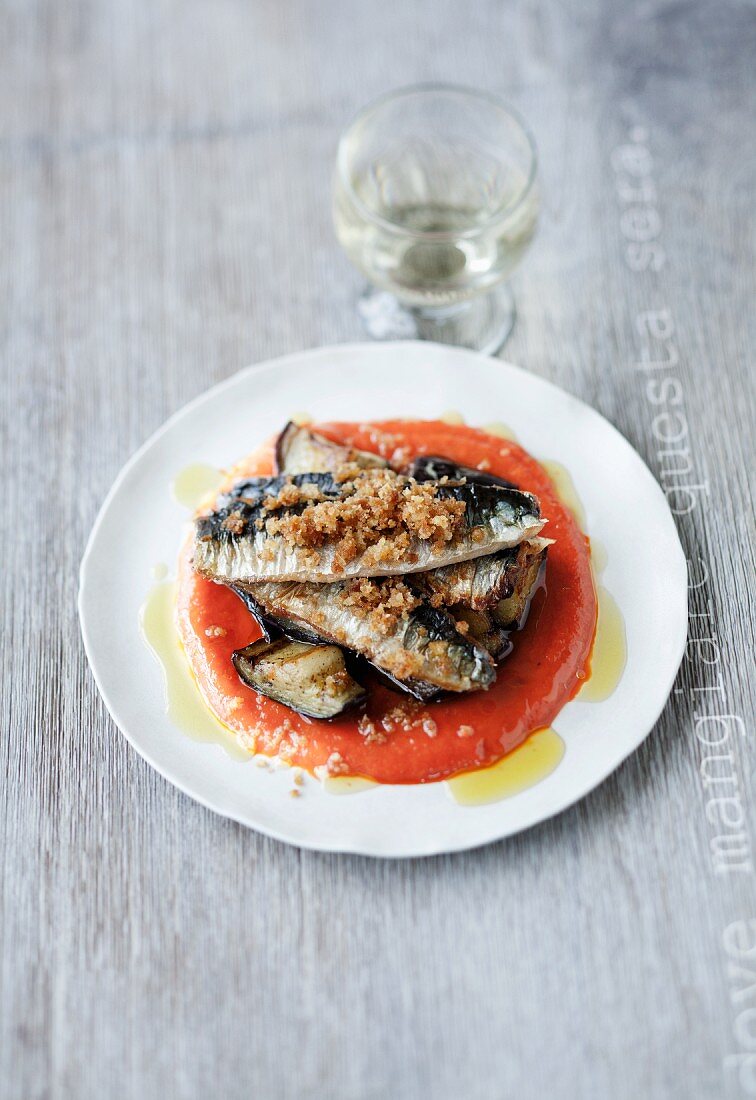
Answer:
176, 420, 597, 784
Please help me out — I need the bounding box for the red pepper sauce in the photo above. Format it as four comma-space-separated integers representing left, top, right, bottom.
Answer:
176, 420, 597, 784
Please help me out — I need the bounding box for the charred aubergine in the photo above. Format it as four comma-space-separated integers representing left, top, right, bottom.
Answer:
232, 638, 366, 719
275, 421, 388, 476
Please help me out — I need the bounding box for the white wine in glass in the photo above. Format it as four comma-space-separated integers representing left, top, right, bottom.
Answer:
333, 85, 539, 354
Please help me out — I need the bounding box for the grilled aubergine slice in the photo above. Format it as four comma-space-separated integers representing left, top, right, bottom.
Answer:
275, 422, 388, 476
449, 606, 512, 660
493, 540, 548, 628
232, 638, 366, 719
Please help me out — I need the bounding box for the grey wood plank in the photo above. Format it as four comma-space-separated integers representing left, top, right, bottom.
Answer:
1, 1, 754, 1098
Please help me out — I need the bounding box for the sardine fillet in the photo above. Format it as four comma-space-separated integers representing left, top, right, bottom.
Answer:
195, 505, 545, 584
235, 580, 496, 693
413, 538, 551, 611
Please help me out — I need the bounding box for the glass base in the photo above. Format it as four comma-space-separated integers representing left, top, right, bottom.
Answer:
357, 283, 516, 356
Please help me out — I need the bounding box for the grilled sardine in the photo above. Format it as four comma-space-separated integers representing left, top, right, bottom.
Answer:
233, 578, 496, 693
411, 538, 550, 613
195, 471, 545, 584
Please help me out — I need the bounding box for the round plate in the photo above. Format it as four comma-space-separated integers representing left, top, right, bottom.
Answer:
79, 342, 687, 857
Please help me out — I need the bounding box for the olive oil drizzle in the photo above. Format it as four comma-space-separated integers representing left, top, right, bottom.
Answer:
171, 464, 223, 511
483, 420, 519, 442
446, 728, 565, 805
140, 578, 249, 761
538, 461, 626, 704
579, 557, 627, 703
540, 459, 587, 530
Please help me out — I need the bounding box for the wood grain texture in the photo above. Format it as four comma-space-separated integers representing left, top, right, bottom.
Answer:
1, 1, 754, 1097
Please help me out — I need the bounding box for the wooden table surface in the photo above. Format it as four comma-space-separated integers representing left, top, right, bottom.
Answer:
2, 2, 754, 1098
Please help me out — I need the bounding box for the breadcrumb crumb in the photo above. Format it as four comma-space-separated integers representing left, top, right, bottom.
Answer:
357, 714, 388, 744
422, 718, 438, 738
314, 752, 351, 780
222, 510, 246, 535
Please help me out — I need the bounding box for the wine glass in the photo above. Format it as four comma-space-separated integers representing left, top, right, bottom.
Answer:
333, 84, 539, 355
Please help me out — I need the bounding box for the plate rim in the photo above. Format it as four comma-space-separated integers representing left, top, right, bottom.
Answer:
79, 340, 688, 857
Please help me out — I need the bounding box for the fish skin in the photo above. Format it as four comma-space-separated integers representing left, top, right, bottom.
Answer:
194, 474, 545, 584
199, 435, 548, 705
217, 471, 342, 509
233, 579, 496, 693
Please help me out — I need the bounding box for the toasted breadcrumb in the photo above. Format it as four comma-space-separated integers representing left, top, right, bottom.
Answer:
422, 718, 438, 738
333, 461, 367, 483
340, 577, 421, 635
378, 700, 442, 736
222, 510, 246, 535
263, 469, 466, 566
323, 670, 353, 696
357, 714, 388, 744
259, 541, 276, 563
262, 480, 327, 511
314, 752, 351, 779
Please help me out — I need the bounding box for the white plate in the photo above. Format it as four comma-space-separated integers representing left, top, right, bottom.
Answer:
79, 342, 687, 857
